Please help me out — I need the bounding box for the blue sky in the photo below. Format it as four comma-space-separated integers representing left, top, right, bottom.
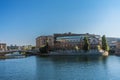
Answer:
0, 0, 120, 46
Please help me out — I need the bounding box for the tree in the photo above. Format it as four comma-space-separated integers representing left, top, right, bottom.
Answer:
39, 40, 49, 54
102, 35, 109, 51
83, 36, 90, 52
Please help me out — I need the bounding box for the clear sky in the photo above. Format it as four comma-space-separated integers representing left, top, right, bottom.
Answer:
1, 0, 120, 46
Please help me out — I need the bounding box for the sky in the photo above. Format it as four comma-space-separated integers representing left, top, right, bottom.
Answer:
0, 0, 120, 46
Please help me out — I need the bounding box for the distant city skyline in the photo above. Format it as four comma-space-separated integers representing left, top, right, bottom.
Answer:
1, 0, 120, 46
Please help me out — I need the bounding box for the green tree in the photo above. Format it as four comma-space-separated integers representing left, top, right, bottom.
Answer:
102, 35, 109, 51
39, 40, 49, 54
83, 36, 90, 52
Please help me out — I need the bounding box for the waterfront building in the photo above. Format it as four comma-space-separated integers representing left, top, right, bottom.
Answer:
0, 43, 7, 51
54, 32, 101, 50
21, 45, 33, 51
7, 45, 19, 51
115, 39, 120, 54
36, 36, 54, 48
107, 37, 119, 53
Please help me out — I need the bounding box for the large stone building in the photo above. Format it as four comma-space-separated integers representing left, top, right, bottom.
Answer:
36, 36, 54, 48
54, 32, 101, 50
0, 43, 7, 51
36, 33, 101, 51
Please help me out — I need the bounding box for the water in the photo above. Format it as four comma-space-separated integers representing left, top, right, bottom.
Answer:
0, 55, 120, 80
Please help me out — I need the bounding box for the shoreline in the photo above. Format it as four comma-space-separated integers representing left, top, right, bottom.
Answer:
39, 51, 103, 57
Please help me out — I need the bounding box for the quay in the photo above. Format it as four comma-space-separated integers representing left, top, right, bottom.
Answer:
39, 50, 103, 57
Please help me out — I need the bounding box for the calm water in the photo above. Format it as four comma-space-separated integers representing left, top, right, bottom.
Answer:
0, 55, 120, 80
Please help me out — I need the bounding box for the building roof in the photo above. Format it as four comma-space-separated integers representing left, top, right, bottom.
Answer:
54, 33, 100, 38
36, 35, 53, 39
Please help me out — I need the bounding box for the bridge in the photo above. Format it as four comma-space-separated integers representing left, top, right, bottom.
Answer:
0, 50, 35, 56
0, 50, 26, 53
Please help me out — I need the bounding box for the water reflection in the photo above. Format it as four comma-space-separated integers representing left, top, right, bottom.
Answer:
1, 55, 120, 80
38, 56, 108, 64
36, 56, 109, 80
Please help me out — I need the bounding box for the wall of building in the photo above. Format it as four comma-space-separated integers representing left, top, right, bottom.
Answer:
36, 36, 54, 48
36, 33, 101, 51
54, 33, 101, 50
0, 43, 7, 51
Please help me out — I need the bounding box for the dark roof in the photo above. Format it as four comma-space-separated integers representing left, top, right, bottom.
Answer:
54, 33, 100, 37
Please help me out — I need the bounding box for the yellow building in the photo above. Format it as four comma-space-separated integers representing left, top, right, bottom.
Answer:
21, 45, 33, 51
